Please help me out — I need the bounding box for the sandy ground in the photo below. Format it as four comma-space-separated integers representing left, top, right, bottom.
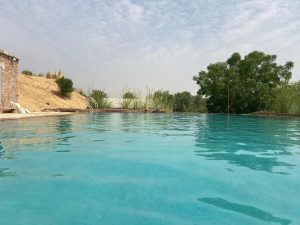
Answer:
0, 112, 74, 121
18, 75, 87, 112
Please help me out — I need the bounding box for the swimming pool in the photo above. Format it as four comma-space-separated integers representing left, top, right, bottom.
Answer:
0, 113, 299, 225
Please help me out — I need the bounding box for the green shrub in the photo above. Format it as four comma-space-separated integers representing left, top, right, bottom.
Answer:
152, 90, 174, 112
173, 91, 193, 112
272, 85, 293, 113
191, 95, 207, 113
22, 70, 33, 76
121, 91, 136, 109
292, 82, 300, 114
89, 89, 111, 108
144, 91, 155, 110
56, 77, 74, 97
272, 82, 300, 114
46, 72, 52, 79
123, 91, 136, 99
132, 98, 144, 110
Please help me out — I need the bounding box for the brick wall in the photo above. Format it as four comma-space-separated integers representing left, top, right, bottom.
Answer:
0, 53, 19, 111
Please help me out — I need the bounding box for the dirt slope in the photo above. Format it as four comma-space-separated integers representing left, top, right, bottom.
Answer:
18, 75, 87, 112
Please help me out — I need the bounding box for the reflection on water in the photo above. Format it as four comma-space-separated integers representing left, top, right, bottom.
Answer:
0, 168, 17, 178
194, 115, 300, 174
198, 197, 292, 225
195, 152, 293, 174
0, 113, 299, 225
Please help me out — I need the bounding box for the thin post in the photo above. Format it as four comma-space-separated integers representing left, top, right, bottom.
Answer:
227, 67, 230, 114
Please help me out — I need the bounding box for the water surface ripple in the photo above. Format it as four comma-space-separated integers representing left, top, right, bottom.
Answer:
0, 113, 299, 225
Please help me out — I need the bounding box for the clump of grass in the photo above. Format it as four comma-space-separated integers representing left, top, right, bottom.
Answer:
144, 88, 155, 110
121, 91, 136, 109
152, 90, 174, 112
132, 92, 144, 110
272, 82, 300, 114
121, 90, 147, 110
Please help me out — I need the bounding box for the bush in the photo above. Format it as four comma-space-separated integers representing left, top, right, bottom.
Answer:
191, 95, 207, 113
292, 82, 300, 114
22, 70, 33, 76
152, 90, 174, 112
173, 91, 193, 112
121, 91, 136, 109
123, 91, 136, 99
272, 85, 293, 113
56, 77, 73, 97
272, 82, 300, 114
89, 89, 111, 108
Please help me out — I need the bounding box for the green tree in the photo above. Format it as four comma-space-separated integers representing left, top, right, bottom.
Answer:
123, 91, 136, 99
194, 63, 228, 112
55, 77, 73, 97
173, 91, 193, 112
191, 95, 207, 113
193, 51, 294, 113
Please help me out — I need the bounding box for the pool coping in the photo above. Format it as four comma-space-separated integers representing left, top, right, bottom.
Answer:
0, 112, 75, 121
1, 111, 300, 122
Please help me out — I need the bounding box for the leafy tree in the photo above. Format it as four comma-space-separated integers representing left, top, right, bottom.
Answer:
193, 51, 294, 113
56, 77, 73, 97
173, 91, 193, 112
123, 91, 136, 99
194, 63, 228, 113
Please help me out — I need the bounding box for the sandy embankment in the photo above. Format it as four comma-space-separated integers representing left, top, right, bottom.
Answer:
18, 75, 87, 112
0, 75, 87, 121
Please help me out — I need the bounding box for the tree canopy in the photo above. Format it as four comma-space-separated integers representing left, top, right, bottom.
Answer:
193, 51, 294, 113
123, 91, 136, 99
173, 91, 193, 112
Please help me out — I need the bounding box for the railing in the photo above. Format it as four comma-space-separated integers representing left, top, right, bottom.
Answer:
85, 97, 98, 112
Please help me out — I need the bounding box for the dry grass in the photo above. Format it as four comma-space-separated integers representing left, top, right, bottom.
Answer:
18, 75, 86, 112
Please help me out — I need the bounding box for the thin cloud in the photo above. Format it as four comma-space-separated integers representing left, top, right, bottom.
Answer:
0, 0, 299, 96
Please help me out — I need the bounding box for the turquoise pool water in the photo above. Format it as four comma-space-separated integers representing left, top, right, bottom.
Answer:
0, 113, 299, 225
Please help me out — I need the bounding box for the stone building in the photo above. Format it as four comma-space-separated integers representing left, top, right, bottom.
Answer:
0, 49, 19, 113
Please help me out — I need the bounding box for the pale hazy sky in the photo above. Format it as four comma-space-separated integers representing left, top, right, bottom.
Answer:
1, 0, 300, 97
